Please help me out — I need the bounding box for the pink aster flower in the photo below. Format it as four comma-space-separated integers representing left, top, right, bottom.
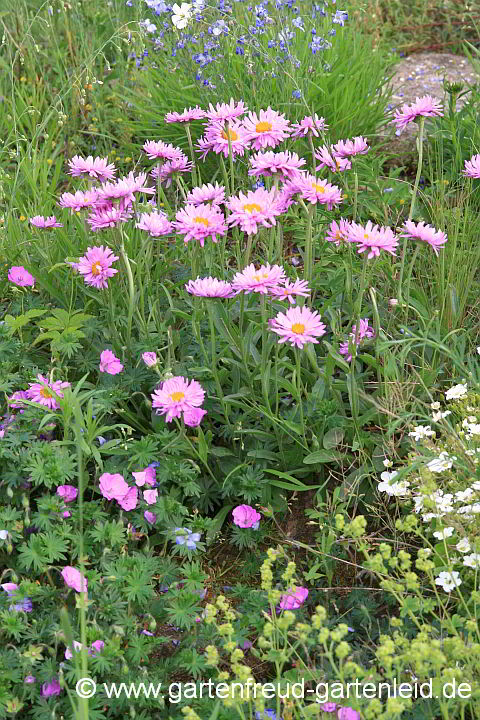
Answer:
202, 121, 250, 158
249, 150, 306, 181
290, 114, 328, 138
26, 374, 70, 410
348, 220, 398, 258
97, 172, 155, 204
165, 106, 205, 123
99, 349, 124, 375
464, 153, 480, 179
269, 305, 327, 349
8, 266, 35, 287
332, 136, 369, 158
314, 146, 351, 173
143, 488, 158, 505
186, 182, 226, 206
226, 187, 283, 235
287, 174, 343, 209
144, 511, 157, 524
136, 211, 173, 237
173, 203, 226, 246
242, 107, 291, 150
99, 473, 130, 501
270, 278, 311, 304
279, 586, 308, 609
67, 155, 117, 182
231, 263, 286, 295
143, 140, 185, 161
232, 505, 261, 528
400, 220, 447, 256
118, 486, 138, 511
183, 407, 207, 427
195, 135, 215, 161
87, 204, 133, 231
392, 94, 443, 131
151, 376, 205, 423
204, 98, 248, 123
185, 276, 236, 297
61, 566, 87, 593
30, 215, 63, 228
151, 155, 193, 187
58, 189, 99, 212
56, 485, 78, 503
339, 318, 375, 362
7, 390, 29, 408
142, 352, 158, 368
132, 467, 156, 487
325, 218, 351, 246
75, 246, 119, 289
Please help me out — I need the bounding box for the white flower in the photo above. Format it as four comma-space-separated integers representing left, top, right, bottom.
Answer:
433, 526, 454, 540
0, 530, 8, 541
383, 458, 393, 468
431, 401, 441, 410
432, 410, 451, 422
463, 553, 480, 568
378, 471, 410, 497
445, 383, 468, 401
427, 451, 454, 473
455, 488, 473, 502
171, 2, 193, 28
408, 425, 435, 441
477, 347, 480, 355
471, 481, 480, 491
435, 570, 462, 592
456, 538, 471, 553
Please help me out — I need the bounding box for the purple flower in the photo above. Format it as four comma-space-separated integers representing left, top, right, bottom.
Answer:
8, 266, 35, 287
24, 675, 36, 684
61, 566, 88, 593
174, 527, 201, 549
56, 485, 78, 503
279, 587, 308, 609
89, 640, 105, 656
41, 678, 62, 698
144, 511, 157, 524
337, 708, 360, 720
232, 505, 261, 528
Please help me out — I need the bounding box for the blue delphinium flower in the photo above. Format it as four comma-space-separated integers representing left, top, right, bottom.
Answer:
333, 9, 348, 25
292, 89, 301, 99
174, 527, 201, 549
292, 16, 304, 31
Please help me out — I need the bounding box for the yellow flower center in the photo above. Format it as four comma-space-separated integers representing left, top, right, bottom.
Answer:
243, 203, 262, 213
169, 391, 185, 402
311, 183, 325, 193
335, 232, 342, 239
91, 262, 102, 276
255, 121, 272, 133
194, 217, 209, 227
221, 129, 238, 141
40, 387, 52, 399
291, 323, 306, 334
364, 233, 369, 239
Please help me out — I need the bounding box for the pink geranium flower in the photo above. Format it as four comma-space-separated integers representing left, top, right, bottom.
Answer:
74, 246, 119, 289
204, 98, 248, 123
151, 376, 205, 423
142, 352, 158, 368
41, 678, 62, 698
143, 489, 158, 505
348, 220, 398, 258
279, 586, 308, 609
173, 203, 227, 246
99, 349, 124, 375
392, 94, 443, 131
202, 121, 250, 158
132, 467, 156, 487
26, 374, 70, 410
143, 140, 185, 161
136, 211, 173, 237
144, 511, 157, 524
269, 278, 310, 304
61, 566, 87, 593
242, 107, 291, 150
269, 305, 327, 349
65, 641, 83, 660
337, 708, 360, 720
400, 220, 447, 256
56, 485, 78, 503
290, 114, 328, 138
165, 106, 205, 123
232, 505, 261, 528
232, 263, 286, 295
249, 150, 306, 181
186, 182, 226, 206
287, 174, 343, 209
30, 215, 63, 228
226, 187, 283, 235
8, 266, 35, 287
183, 407, 207, 427
67, 155, 116, 182
464, 153, 480, 179
99, 472, 129, 501
118, 486, 138, 511
185, 276, 236, 298
89, 640, 105, 656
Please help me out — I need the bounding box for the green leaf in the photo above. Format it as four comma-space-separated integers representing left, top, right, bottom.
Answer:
206, 504, 234, 542
303, 450, 342, 464
323, 427, 345, 449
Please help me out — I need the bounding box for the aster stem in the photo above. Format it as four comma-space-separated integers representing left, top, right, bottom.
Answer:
206, 301, 229, 424
352, 170, 358, 223
397, 117, 425, 304
219, 155, 230, 197
295, 348, 307, 445
184, 123, 198, 187
308, 130, 316, 174
175, 175, 187, 202
299, 199, 314, 288
404, 244, 421, 310
119, 239, 135, 354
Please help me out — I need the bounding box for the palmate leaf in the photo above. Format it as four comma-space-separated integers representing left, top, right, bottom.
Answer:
17, 535, 48, 573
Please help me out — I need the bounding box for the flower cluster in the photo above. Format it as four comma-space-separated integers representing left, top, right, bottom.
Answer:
151, 376, 207, 425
